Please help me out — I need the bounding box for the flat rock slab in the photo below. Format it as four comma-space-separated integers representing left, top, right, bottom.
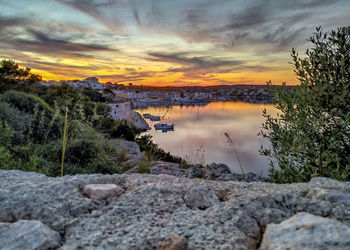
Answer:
260, 212, 350, 250
1, 171, 350, 249
83, 184, 124, 199
0, 220, 61, 250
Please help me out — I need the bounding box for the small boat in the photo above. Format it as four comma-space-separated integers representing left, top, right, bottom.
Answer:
143, 113, 161, 121
150, 116, 161, 121
154, 123, 174, 131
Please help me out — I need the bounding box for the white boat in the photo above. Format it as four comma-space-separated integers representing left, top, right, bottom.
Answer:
154, 123, 174, 130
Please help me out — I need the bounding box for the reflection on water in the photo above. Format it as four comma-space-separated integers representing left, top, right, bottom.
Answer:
135, 102, 278, 175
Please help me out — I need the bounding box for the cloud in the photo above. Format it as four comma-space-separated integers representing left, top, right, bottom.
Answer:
0, 28, 116, 56
56, 0, 124, 33
147, 52, 243, 68
225, 2, 268, 30
0, 16, 30, 30
98, 71, 154, 83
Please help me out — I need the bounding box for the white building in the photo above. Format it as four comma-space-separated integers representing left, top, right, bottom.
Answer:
107, 102, 133, 120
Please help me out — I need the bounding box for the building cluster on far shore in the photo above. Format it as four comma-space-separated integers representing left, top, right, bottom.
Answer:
40, 77, 276, 125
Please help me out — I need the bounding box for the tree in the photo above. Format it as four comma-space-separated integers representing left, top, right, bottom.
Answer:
0, 60, 41, 93
260, 27, 350, 183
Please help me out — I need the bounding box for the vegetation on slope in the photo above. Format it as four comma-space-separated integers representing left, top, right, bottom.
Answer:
261, 27, 350, 183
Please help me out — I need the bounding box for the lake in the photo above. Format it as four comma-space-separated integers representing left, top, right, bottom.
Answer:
135, 102, 278, 175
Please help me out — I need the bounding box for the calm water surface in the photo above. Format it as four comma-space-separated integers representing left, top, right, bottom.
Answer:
136, 102, 278, 175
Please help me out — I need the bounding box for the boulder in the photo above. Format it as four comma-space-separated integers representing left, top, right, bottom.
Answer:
0, 220, 61, 250
112, 139, 145, 169
150, 161, 187, 177
260, 212, 350, 250
306, 187, 350, 206
186, 167, 202, 178
184, 185, 220, 209
114, 139, 141, 156
122, 152, 146, 169
83, 184, 124, 200
157, 235, 188, 250
201, 163, 231, 180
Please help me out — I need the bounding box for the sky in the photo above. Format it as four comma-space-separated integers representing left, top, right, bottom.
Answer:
0, 0, 349, 86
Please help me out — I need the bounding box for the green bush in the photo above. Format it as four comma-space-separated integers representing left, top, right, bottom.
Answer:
29, 138, 120, 176
136, 135, 183, 163
0, 60, 41, 93
137, 159, 152, 173
260, 27, 350, 183
0, 90, 63, 143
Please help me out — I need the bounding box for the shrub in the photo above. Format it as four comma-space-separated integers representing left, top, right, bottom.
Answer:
0, 90, 63, 143
137, 159, 152, 173
0, 101, 31, 144
30, 138, 120, 176
136, 135, 183, 163
110, 120, 140, 141
0, 60, 41, 93
260, 27, 350, 183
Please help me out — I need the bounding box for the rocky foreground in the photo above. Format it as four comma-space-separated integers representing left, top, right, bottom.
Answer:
0, 170, 349, 250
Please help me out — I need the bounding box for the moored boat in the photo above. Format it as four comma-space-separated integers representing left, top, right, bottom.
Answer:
154, 123, 174, 131
143, 113, 161, 121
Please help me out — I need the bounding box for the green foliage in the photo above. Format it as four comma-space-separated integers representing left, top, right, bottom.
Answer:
0, 90, 63, 143
82, 87, 113, 102
44, 83, 140, 140
109, 120, 140, 141
260, 27, 350, 183
0, 89, 123, 176
136, 134, 183, 163
0, 60, 41, 93
44, 83, 92, 121
137, 159, 152, 173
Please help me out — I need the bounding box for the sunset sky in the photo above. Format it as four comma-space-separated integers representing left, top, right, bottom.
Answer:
0, 0, 349, 86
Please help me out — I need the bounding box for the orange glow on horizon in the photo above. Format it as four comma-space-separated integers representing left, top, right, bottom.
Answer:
29, 65, 298, 87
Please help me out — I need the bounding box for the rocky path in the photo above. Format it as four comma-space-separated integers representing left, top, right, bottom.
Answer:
0, 170, 349, 249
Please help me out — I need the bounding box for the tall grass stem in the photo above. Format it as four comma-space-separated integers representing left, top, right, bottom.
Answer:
60, 108, 68, 177
225, 132, 244, 176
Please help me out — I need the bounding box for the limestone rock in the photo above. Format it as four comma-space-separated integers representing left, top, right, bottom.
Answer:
0, 220, 61, 250
186, 167, 202, 178
1, 170, 350, 249
112, 139, 146, 168
184, 185, 220, 209
150, 161, 186, 177
83, 184, 124, 199
216, 174, 240, 182
131, 111, 150, 130
114, 139, 141, 156
202, 163, 231, 180
157, 235, 188, 250
306, 187, 350, 206
260, 212, 350, 250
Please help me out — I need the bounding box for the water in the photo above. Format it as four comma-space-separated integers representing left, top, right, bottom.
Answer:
135, 101, 278, 175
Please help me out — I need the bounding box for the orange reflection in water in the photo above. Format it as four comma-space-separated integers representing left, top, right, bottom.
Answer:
136, 102, 278, 175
